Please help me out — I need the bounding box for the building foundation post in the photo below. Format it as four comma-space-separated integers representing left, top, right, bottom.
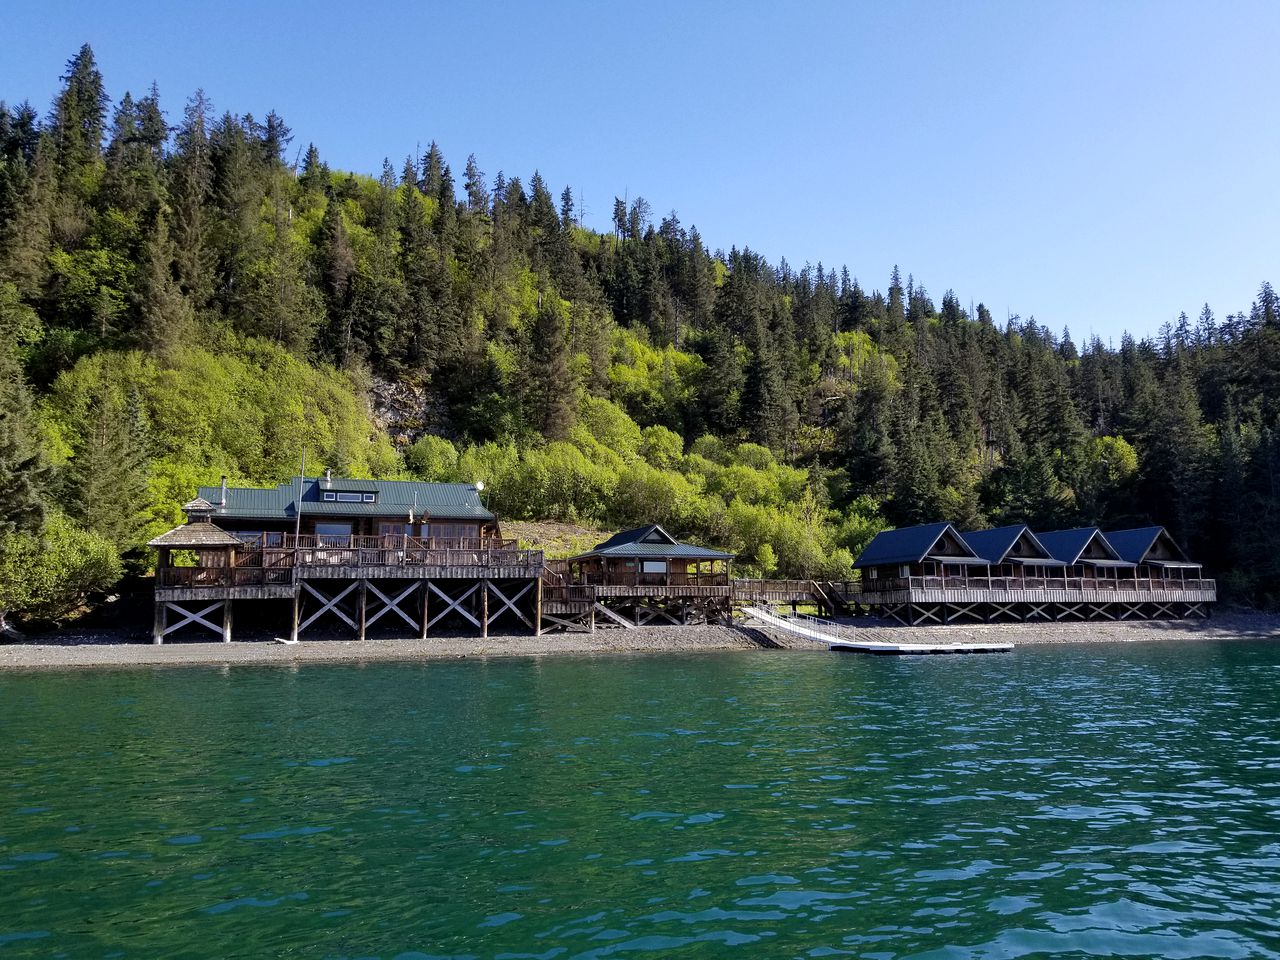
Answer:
535, 577, 543, 636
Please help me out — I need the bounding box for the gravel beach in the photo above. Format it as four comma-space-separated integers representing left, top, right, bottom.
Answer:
1, 612, 1276, 671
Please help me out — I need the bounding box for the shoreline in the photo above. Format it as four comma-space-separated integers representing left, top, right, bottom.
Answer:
1, 613, 1277, 672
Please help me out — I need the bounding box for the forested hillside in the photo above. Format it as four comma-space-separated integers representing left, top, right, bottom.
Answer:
2, 46, 1278, 626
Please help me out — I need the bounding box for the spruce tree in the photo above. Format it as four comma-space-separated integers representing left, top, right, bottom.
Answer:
528, 299, 576, 440
171, 90, 215, 308
62, 391, 150, 552
463, 154, 488, 211
49, 44, 108, 185
136, 213, 194, 356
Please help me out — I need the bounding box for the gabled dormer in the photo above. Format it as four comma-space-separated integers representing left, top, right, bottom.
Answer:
854, 522, 984, 569
1105, 526, 1195, 567
961, 524, 1059, 565
1037, 527, 1126, 566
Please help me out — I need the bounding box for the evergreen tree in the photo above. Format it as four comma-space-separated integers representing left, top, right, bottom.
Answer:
463, 153, 488, 211
61, 391, 150, 552
527, 299, 576, 440
171, 90, 215, 307
317, 199, 357, 362
135, 213, 194, 355
49, 44, 108, 185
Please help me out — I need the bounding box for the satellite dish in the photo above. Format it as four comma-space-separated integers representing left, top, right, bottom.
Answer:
474, 481, 485, 492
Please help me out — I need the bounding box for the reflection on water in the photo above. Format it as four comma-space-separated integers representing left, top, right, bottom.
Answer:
2, 640, 1279, 958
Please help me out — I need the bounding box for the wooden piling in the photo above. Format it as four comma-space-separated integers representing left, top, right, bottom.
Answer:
535, 577, 543, 636
420, 580, 430, 640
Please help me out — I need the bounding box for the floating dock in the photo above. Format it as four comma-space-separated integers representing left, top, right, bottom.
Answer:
741, 606, 1014, 655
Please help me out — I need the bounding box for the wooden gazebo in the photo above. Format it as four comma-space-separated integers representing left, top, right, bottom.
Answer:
148, 499, 243, 642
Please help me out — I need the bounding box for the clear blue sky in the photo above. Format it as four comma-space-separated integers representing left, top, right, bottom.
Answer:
8, 0, 1279, 342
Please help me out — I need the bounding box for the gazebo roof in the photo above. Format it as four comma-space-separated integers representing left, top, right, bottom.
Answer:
570, 524, 734, 561
148, 520, 242, 549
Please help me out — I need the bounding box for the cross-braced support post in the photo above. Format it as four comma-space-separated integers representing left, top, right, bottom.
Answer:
298, 580, 360, 637
153, 600, 229, 644
426, 581, 482, 632
486, 580, 535, 632
363, 581, 421, 634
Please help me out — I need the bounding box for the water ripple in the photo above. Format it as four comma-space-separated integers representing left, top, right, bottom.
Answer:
0, 640, 1278, 957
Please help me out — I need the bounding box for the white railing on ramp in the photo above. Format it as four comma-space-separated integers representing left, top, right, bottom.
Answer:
741, 605, 1013, 655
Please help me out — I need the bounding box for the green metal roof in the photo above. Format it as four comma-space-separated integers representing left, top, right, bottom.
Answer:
571, 524, 734, 561
195, 477, 494, 523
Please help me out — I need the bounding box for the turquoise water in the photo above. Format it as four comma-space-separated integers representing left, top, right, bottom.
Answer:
2, 642, 1279, 959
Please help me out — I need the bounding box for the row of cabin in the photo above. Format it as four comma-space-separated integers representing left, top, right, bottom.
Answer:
852, 522, 1205, 586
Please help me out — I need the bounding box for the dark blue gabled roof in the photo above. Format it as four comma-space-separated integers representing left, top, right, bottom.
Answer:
960, 525, 1025, 564
960, 524, 1059, 565
853, 522, 981, 569
1105, 527, 1190, 564
1036, 527, 1126, 566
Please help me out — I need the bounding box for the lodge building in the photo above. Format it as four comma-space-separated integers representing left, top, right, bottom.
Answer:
148, 476, 740, 643
850, 521, 1215, 624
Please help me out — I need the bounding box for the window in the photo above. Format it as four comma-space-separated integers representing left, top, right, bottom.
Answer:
867, 568, 878, 580
315, 522, 352, 546
641, 560, 667, 574
900, 565, 910, 578
379, 522, 412, 537
322, 491, 336, 501
362, 493, 376, 503
335, 492, 364, 503
428, 522, 475, 540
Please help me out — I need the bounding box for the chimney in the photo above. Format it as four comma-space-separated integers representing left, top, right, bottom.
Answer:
323, 468, 332, 489
220, 475, 228, 507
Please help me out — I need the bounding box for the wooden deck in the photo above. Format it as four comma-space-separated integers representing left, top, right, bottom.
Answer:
854, 578, 1218, 607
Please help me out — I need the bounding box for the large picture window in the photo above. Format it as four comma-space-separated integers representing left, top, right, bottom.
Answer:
315, 522, 352, 546
428, 523, 475, 541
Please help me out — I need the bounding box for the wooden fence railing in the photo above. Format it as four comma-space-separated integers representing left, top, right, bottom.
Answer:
853, 575, 1217, 595
575, 571, 729, 588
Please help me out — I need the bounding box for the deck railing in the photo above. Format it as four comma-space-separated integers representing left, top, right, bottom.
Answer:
852, 574, 1217, 595
576, 571, 729, 588
544, 584, 596, 603
158, 534, 544, 588
731, 578, 822, 598
158, 566, 295, 588
238, 534, 540, 570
